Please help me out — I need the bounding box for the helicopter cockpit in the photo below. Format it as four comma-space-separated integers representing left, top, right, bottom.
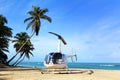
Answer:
45, 52, 67, 64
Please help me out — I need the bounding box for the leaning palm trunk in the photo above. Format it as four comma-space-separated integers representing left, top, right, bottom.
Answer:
8, 31, 35, 64
14, 55, 25, 66
12, 55, 22, 66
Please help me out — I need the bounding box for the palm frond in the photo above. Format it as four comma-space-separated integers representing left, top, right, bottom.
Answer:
40, 8, 48, 15
41, 15, 52, 23
24, 17, 33, 23
1, 48, 9, 53
32, 5, 40, 11
12, 40, 18, 43
0, 26, 12, 37
0, 15, 7, 25
26, 19, 35, 30
29, 52, 34, 56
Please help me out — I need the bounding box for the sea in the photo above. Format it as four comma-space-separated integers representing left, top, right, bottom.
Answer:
17, 62, 120, 70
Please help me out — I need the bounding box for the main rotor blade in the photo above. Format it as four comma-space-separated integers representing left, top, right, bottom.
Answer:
49, 32, 67, 45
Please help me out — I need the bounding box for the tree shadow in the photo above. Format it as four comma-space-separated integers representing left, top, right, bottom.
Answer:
0, 78, 8, 80
0, 67, 40, 71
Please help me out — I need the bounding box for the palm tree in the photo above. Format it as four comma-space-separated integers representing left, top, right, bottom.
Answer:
24, 5, 52, 35
8, 5, 51, 63
0, 15, 12, 64
12, 32, 34, 66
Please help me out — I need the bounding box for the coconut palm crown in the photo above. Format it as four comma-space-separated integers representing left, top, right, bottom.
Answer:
24, 6, 52, 35
12, 32, 34, 65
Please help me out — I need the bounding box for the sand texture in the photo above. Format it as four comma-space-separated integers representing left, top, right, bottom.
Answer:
0, 67, 120, 80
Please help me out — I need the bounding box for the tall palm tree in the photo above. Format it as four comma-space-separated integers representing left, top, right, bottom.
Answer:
0, 15, 12, 64
24, 5, 52, 35
8, 5, 51, 63
12, 32, 34, 66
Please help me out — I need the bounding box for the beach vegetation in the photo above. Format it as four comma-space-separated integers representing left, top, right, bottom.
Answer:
0, 15, 12, 65
12, 32, 34, 66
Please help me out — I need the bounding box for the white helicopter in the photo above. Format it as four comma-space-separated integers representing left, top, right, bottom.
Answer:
44, 32, 77, 69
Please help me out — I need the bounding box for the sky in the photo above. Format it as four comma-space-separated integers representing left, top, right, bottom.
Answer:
0, 0, 120, 63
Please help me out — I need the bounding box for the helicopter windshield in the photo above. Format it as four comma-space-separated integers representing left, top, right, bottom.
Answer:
44, 52, 66, 64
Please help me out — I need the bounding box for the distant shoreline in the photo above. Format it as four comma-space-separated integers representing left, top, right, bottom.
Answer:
17, 62, 120, 70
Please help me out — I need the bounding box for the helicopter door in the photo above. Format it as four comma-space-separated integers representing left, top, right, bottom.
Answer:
44, 53, 55, 64
44, 55, 49, 64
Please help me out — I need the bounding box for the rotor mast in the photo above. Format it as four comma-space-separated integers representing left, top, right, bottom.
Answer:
58, 39, 61, 52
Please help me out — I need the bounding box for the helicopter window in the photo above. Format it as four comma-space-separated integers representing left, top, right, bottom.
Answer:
52, 53, 62, 64
44, 52, 55, 64
45, 52, 67, 64
53, 53, 62, 59
45, 55, 49, 64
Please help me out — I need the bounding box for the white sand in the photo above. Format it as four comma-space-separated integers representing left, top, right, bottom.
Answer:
0, 67, 120, 80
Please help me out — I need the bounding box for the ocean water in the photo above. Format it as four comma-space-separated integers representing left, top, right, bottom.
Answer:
18, 62, 120, 70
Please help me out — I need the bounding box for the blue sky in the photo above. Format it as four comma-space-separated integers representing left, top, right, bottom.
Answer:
1, 0, 120, 63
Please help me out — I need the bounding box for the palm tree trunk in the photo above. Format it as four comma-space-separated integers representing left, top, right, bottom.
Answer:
12, 55, 22, 66
7, 31, 35, 64
14, 55, 25, 66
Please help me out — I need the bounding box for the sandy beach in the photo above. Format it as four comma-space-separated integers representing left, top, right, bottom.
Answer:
0, 67, 120, 80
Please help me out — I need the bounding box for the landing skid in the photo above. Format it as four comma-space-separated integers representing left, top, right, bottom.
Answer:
40, 68, 94, 74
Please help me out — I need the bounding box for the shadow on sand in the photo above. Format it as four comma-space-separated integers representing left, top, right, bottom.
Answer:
0, 67, 41, 71
0, 78, 8, 80
41, 69, 94, 75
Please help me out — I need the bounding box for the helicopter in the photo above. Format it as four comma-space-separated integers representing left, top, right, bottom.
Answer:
44, 32, 77, 69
